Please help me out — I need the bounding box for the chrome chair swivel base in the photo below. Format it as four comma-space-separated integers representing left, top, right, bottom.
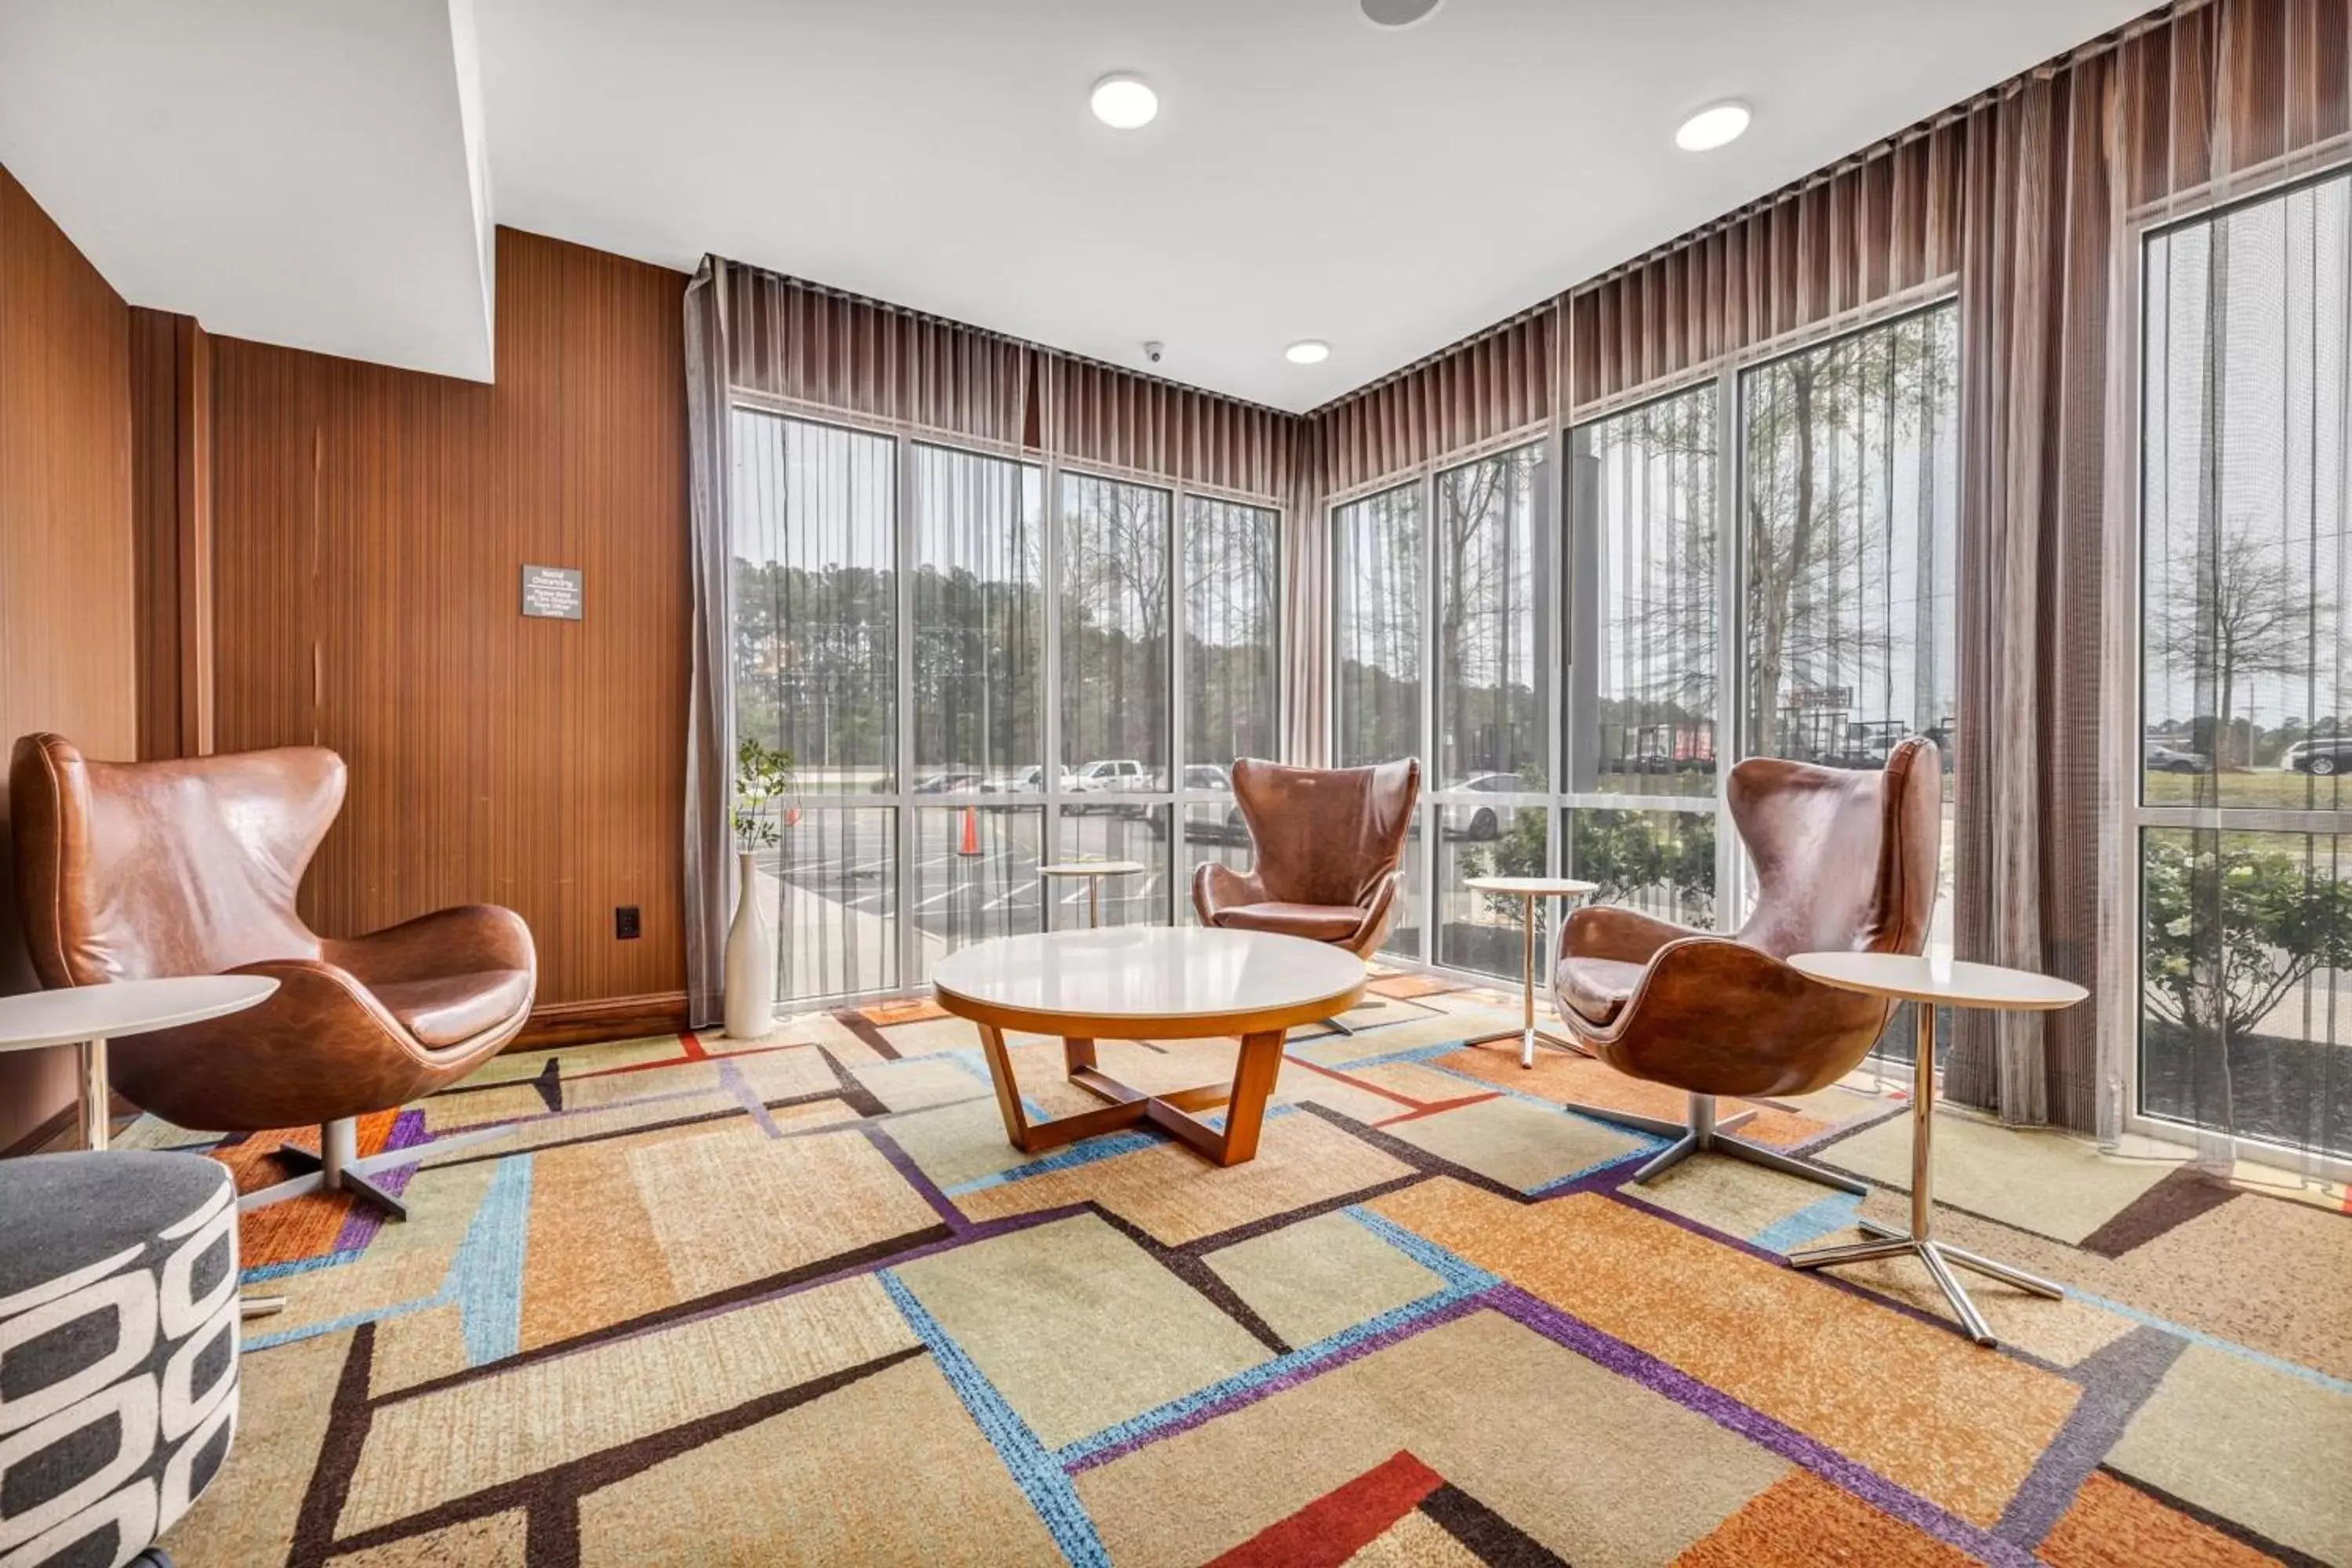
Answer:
1576, 1091, 1868, 1194
1791, 1221, 2061, 1346
240, 1116, 508, 1221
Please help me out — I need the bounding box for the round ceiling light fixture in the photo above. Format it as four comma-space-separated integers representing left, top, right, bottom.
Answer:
1361, 0, 1446, 27
1090, 73, 1159, 129
1285, 339, 1331, 365
1675, 100, 1751, 152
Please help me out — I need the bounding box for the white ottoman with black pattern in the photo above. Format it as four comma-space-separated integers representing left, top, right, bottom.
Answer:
1, 1152, 239, 1568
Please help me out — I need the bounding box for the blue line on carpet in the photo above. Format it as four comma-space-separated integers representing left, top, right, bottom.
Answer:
242, 1152, 537, 1357
880, 1271, 1109, 1567
946, 1131, 1166, 1195
241, 1247, 368, 1283
1750, 1192, 1865, 1254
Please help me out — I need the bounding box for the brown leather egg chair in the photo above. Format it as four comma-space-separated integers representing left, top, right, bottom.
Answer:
1193, 757, 1420, 1030
1550, 737, 1943, 1192
9, 733, 535, 1219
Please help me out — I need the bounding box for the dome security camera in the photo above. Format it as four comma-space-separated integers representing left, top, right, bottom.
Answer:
1143, 340, 1165, 364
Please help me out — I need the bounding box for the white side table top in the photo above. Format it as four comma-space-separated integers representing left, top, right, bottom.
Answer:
1464, 876, 1599, 898
1788, 951, 2088, 1011
932, 927, 1363, 1029
1038, 860, 1147, 878
0, 975, 281, 1051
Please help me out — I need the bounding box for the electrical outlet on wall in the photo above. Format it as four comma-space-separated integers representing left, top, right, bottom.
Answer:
615, 906, 641, 940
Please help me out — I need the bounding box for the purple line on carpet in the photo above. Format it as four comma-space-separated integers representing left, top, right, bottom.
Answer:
332, 1109, 430, 1252
864, 1123, 971, 1233
1064, 1288, 1497, 1474
719, 1057, 786, 1138
1489, 1288, 2043, 1568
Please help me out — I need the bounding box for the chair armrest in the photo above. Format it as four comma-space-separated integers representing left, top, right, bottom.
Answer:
1559, 904, 1707, 966
323, 905, 537, 988
1193, 861, 1268, 924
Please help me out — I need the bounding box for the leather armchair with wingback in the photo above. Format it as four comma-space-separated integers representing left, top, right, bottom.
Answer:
9, 734, 535, 1218
1193, 758, 1420, 998
1549, 737, 1943, 1190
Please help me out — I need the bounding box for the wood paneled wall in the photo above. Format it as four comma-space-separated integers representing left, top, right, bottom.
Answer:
0, 165, 136, 1151
209, 228, 691, 1017
130, 308, 214, 760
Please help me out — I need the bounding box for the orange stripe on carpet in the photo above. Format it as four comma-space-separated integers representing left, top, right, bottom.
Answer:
1206, 1450, 1444, 1568
1288, 1057, 1431, 1112
1374, 1094, 1501, 1127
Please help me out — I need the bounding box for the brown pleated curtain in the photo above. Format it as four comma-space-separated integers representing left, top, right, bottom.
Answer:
681, 265, 1296, 1022
1298, 0, 2350, 1132
684, 0, 2350, 1123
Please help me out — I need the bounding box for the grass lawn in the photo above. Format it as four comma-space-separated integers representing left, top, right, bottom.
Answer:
2141, 767, 2346, 812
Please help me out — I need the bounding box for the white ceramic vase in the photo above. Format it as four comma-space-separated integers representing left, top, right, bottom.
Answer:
723, 848, 775, 1040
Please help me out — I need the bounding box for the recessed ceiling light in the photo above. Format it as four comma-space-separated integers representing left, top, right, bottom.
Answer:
1675, 100, 1751, 152
1090, 74, 1158, 130
1361, 0, 1445, 27
1285, 339, 1330, 365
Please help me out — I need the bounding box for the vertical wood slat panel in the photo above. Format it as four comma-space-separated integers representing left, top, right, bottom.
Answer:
211, 228, 691, 1011
0, 164, 136, 1148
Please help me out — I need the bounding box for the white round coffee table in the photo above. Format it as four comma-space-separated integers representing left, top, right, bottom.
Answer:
1784, 950, 2089, 1346
1037, 859, 1147, 929
932, 927, 1365, 1167
0, 975, 279, 1150
1461, 876, 1598, 1067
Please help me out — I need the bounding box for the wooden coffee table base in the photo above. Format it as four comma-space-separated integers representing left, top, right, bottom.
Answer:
974, 1025, 1290, 1167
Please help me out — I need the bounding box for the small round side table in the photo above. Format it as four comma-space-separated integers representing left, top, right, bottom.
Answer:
1784, 949, 2089, 1346
1461, 876, 1598, 1068
1040, 859, 1146, 929
0, 975, 279, 1150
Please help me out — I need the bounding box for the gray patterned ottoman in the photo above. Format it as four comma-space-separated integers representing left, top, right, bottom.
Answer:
1, 1152, 240, 1568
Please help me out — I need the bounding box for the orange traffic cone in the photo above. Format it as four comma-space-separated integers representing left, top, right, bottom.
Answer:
959, 804, 982, 857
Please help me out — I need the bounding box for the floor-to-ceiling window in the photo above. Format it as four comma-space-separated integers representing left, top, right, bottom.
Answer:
1330, 307, 1958, 995
730, 405, 1281, 1004
732, 410, 900, 998
1431, 444, 1552, 975
1334, 481, 1428, 956
1058, 473, 1174, 927
1737, 304, 1961, 1062
1181, 496, 1279, 916
2137, 171, 2350, 1163
909, 444, 1047, 967
1564, 386, 1719, 931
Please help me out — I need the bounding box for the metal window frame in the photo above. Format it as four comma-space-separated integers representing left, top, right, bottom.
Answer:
2111, 165, 2352, 1182
725, 392, 1285, 1007
1328, 296, 1963, 986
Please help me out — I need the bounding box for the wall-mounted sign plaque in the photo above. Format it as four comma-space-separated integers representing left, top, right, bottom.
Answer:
521, 564, 583, 620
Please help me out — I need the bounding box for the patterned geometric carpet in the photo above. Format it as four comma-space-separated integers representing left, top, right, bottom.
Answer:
127, 970, 2350, 1566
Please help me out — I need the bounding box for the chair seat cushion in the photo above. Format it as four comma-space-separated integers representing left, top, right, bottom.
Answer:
1212, 901, 1365, 943
369, 968, 532, 1047
1557, 956, 1647, 1026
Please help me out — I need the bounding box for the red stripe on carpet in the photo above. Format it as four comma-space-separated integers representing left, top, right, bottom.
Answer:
1374, 1093, 1502, 1127
1206, 1450, 1445, 1568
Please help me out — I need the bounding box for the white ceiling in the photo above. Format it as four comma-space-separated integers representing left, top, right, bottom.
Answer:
0, 0, 495, 381
2, 0, 2155, 408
